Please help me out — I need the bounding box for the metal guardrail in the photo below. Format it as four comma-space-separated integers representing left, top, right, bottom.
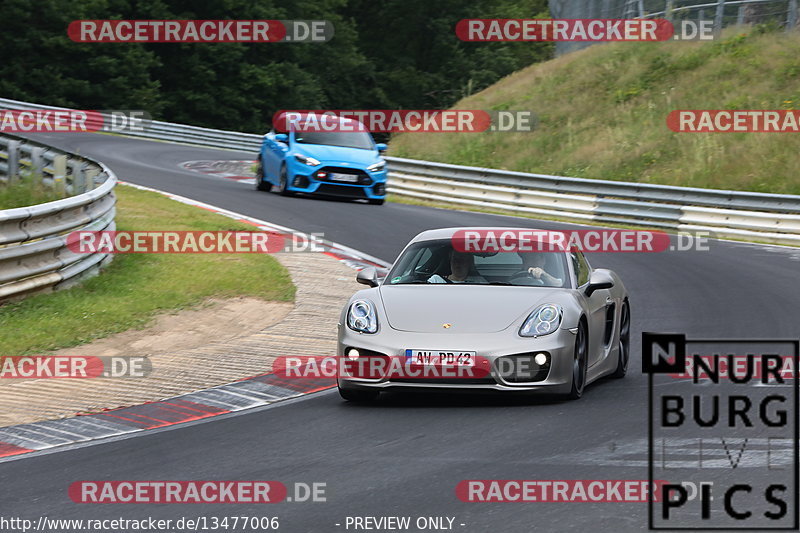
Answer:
1, 97, 799, 246
0, 97, 262, 153
385, 161, 800, 245
0, 133, 116, 302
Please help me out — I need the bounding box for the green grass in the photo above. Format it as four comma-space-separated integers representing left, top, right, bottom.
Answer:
389, 27, 800, 194
0, 176, 63, 209
0, 185, 295, 357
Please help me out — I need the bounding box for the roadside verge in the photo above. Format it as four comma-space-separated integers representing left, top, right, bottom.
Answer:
0, 182, 389, 459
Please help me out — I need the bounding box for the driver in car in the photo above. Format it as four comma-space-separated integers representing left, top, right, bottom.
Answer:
428, 250, 487, 284
519, 252, 563, 286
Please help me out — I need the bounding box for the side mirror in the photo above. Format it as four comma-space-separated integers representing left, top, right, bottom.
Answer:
375, 143, 388, 153
275, 133, 289, 143
585, 269, 614, 297
356, 266, 379, 288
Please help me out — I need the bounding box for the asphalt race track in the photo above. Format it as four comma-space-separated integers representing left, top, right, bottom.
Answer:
2, 132, 799, 532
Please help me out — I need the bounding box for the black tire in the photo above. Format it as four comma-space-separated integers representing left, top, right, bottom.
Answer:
276, 165, 293, 196
368, 198, 385, 205
338, 385, 379, 402
610, 301, 631, 379
255, 158, 272, 191
566, 321, 588, 400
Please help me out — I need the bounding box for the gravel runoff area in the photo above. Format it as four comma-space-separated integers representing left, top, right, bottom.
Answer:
0, 250, 358, 427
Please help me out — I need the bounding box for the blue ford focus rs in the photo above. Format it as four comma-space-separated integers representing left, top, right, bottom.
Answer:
255, 117, 388, 205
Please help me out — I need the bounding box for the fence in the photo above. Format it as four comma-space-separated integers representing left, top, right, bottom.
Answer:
549, 0, 798, 54
1, 97, 799, 247
0, 133, 116, 301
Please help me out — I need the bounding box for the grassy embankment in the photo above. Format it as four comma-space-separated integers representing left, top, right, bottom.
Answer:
390, 27, 800, 196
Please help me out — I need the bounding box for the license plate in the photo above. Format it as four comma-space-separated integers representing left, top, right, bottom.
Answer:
329, 172, 359, 183
405, 350, 475, 367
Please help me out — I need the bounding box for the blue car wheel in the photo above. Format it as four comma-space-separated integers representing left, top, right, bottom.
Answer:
276, 165, 293, 197
255, 157, 272, 192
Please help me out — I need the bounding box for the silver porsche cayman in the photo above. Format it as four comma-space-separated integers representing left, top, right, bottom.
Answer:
336, 227, 630, 401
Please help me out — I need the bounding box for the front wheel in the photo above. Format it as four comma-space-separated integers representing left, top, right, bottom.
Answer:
276, 166, 293, 196
610, 301, 630, 378
338, 385, 379, 402
255, 159, 272, 191
565, 321, 588, 400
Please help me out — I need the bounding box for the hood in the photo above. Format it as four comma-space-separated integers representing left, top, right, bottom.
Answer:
379, 285, 562, 334
295, 144, 379, 167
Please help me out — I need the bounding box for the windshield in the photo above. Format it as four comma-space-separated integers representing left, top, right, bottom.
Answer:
294, 130, 374, 150
386, 239, 569, 288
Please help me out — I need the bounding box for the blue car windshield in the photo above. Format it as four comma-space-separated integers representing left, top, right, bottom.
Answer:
294, 131, 373, 150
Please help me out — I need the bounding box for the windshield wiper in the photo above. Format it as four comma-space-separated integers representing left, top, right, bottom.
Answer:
488, 281, 513, 286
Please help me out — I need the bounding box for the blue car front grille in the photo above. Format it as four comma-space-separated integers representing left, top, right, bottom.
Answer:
315, 183, 369, 198
317, 166, 372, 186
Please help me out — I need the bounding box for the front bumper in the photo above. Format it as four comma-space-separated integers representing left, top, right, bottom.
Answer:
337, 326, 577, 393
286, 159, 387, 200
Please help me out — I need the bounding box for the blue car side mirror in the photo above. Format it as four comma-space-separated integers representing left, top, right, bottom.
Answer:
375, 143, 388, 153
275, 133, 289, 143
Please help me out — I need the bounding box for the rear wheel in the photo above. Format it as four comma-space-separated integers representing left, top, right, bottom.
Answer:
255, 158, 272, 191
338, 385, 379, 402
565, 321, 588, 400
610, 301, 630, 378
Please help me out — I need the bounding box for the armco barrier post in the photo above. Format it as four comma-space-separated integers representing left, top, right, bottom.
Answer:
6, 140, 20, 182
30, 146, 44, 181
69, 159, 86, 194
53, 154, 68, 194
789, 0, 798, 29
85, 167, 99, 191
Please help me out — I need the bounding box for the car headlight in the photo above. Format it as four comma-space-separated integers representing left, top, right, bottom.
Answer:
347, 300, 378, 334
367, 160, 386, 172
519, 304, 562, 337
294, 153, 321, 166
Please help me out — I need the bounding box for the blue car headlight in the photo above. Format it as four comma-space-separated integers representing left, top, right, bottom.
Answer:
347, 300, 379, 334
519, 304, 562, 337
367, 160, 386, 173
295, 153, 321, 166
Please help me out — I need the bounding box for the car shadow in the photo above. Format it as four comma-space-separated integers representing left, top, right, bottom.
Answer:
338, 388, 596, 409
284, 192, 381, 206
